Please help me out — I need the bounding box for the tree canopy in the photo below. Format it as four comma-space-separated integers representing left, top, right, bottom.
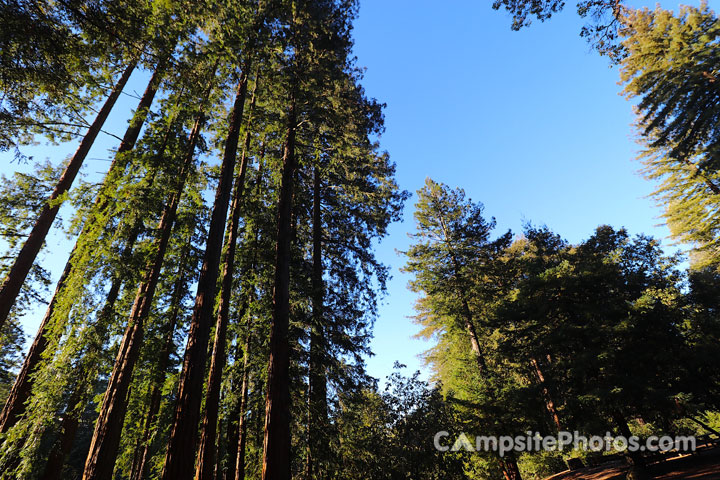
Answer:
1, 1, 719, 480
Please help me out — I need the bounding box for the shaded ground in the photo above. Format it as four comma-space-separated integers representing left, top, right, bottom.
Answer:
545, 446, 720, 480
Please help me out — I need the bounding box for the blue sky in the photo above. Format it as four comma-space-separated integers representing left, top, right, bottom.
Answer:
1, 0, 700, 384
351, 0, 697, 382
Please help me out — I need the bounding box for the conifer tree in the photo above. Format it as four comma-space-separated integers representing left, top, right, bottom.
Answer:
0, 0, 191, 328
161, 26, 259, 480
403, 180, 529, 479
0, 57, 138, 329
0, 2, 410, 478
0, 54, 173, 436
492, 0, 628, 57
195, 74, 260, 480
620, 4, 720, 269
81, 108, 207, 479
403, 179, 511, 373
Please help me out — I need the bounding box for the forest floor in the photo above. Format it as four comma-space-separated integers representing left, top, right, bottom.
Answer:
544, 446, 720, 480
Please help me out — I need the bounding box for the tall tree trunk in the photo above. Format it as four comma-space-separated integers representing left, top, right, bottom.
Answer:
162, 61, 252, 480
0, 59, 138, 328
36, 143, 173, 476
115, 56, 168, 156
227, 156, 265, 480
234, 342, 251, 480
0, 60, 166, 434
195, 74, 258, 480
36, 224, 138, 480
225, 298, 256, 480
461, 299, 487, 373
129, 244, 190, 480
431, 197, 488, 373
220, 340, 244, 480
224, 396, 240, 480
28, 115, 174, 477
81, 115, 203, 480
530, 357, 562, 431
306, 166, 328, 480
432, 199, 517, 478
262, 85, 297, 480
0, 259, 70, 434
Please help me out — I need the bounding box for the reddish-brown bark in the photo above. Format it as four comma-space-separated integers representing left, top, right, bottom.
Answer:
0, 260, 69, 434
0, 60, 166, 435
161, 63, 252, 480
531, 357, 563, 431
262, 87, 297, 480
194, 77, 258, 479
0, 59, 137, 328
232, 338, 251, 480
81, 116, 203, 480
306, 166, 329, 479
129, 246, 189, 480
501, 458, 523, 480
228, 157, 266, 480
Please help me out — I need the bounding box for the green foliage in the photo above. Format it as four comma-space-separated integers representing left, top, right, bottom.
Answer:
403, 179, 720, 478
0, 320, 25, 407
499, 226, 688, 431
403, 178, 510, 353
335, 364, 468, 479
3, 1, 719, 479
0, 0, 166, 151
492, 0, 628, 57
620, 3, 720, 270
0, 161, 63, 317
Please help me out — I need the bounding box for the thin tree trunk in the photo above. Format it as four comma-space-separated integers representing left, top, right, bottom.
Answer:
229, 156, 266, 480
0, 259, 69, 434
115, 56, 168, 156
162, 61, 252, 480
0, 212, 141, 453
31, 198, 151, 477
191, 160, 242, 478
195, 74, 258, 480
224, 393, 240, 480
530, 357, 562, 431
81, 116, 203, 480
130, 245, 190, 480
41, 135, 180, 476
432, 200, 517, 479
306, 166, 328, 480
262, 84, 297, 480
221, 340, 243, 480
37, 133, 174, 476
234, 343, 251, 480
37, 237, 135, 480
0, 59, 138, 328
431, 198, 488, 373
0, 59, 166, 434
462, 300, 487, 373
222, 302, 252, 480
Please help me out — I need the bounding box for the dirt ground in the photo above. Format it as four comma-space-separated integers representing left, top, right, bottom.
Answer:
544, 447, 720, 480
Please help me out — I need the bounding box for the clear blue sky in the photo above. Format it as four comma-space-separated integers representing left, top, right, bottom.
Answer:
1, 0, 698, 384
351, 0, 696, 382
